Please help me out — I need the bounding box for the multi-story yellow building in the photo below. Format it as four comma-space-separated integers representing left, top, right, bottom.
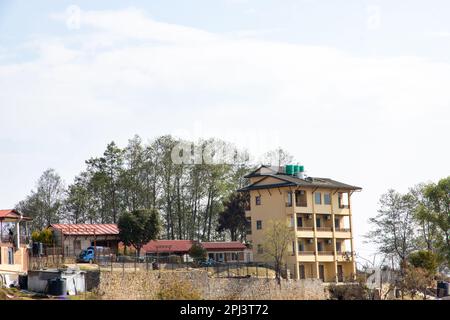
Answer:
239, 165, 361, 282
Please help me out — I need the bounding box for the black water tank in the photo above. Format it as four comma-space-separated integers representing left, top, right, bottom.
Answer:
437, 281, 449, 297
47, 278, 66, 296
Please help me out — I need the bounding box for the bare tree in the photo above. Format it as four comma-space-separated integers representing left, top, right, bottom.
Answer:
262, 220, 294, 284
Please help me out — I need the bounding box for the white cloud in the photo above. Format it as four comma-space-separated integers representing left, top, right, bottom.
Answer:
1, 8, 449, 259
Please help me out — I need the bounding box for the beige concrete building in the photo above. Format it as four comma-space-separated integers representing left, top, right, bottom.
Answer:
0, 209, 32, 275
239, 165, 361, 282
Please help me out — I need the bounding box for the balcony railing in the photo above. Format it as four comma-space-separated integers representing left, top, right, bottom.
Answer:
298, 251, 315, 255
317, 251, 334, 255
0, 235, 12, 243
316, 227, 333, 232
297, 227, 314, 231
335, 227, 351, 232
0, 235, 30, 245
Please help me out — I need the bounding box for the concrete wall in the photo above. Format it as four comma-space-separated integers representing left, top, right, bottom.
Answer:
98, 270, 328, 300
0, 245, 29, 273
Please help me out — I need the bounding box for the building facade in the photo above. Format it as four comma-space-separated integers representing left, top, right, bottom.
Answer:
0, 209, 32, 275
239, 165, 361, 282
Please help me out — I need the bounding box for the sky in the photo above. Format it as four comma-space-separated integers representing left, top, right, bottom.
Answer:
0, 0, 449, 262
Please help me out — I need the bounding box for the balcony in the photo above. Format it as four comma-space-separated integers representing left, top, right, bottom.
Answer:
336, 251, 354, 262
335, 228, 351, 239
317, 250, 334, 262
297, 251, 316, 262
296, 227, 314, 238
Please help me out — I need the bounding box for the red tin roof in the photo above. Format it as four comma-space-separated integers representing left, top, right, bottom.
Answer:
143, 240, 194, 254
201, 241, 247, 251
0, 209, 32, 221
142, 240, 247, 254
50, 224, 119, 236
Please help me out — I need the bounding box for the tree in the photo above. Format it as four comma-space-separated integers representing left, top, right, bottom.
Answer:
408, 250, 438, 276
118, 208, 160, 257
262, 220, 294, 284
16, 169, 65, 230
262, 148, 294, 167
366, 189, 417, 272
216, 192, 248, 241
422, 177, 450, 265
188, 242, 207, 265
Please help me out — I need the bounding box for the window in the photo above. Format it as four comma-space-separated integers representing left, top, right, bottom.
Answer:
316, 217, 321, 228
315, 192, 322, 205
246, 218, 252, 235
338, 192, 349, 208
297, 216, 303, 227
256, 220, 262, 230
286, 192, 293, 207
324, 193, 331, 205
8, 247, 14, 264
295, 190, 307, 207
257, 244, 263, 254
298, 241, 304, 252
255, 195, 261, 205
336, 242, 342, 253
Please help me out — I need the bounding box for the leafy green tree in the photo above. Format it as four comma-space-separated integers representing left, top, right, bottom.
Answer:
422, 177, 450, 265
16, 169, 65, 230
408, 250, 438, 275
118, 208, 160, 257
31, 228, 53, 245
366, 189, 417, 272
217, 192, 248, 241
188, 242, 207, 264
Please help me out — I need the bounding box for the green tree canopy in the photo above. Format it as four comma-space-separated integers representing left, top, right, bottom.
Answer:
216, 192, 248, 241
118, 208, 160, 257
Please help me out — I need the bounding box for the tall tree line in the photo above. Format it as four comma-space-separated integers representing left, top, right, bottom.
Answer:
17, 135, 291, 242
366, 177, 450, 270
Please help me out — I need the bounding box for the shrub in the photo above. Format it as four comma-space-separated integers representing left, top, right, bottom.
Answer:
328, 283, 369, 300
408, 250, 438, 275
31, 228, 53, 245
157, 278, 202, 300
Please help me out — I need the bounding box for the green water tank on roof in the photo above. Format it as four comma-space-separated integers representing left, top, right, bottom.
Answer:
299, 165, 305, 173
285, 165, 294, 175
293, 165, 300, 174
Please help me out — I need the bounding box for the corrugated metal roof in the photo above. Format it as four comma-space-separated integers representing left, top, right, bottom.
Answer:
50, 224, 119, 236
143, 240, 194, 253
142, 240, 247, 253
201, 241, 247, 251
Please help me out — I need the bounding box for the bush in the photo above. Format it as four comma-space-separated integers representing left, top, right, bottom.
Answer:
408, 250, 438, 275
157, 279, 202, 300
328, 283, 369, 300
31, 228, 53, 245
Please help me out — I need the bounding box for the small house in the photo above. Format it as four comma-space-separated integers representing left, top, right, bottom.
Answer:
49, 224, 120, 257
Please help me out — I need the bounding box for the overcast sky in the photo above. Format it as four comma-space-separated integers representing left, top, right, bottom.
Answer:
1, 0, 449, 261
